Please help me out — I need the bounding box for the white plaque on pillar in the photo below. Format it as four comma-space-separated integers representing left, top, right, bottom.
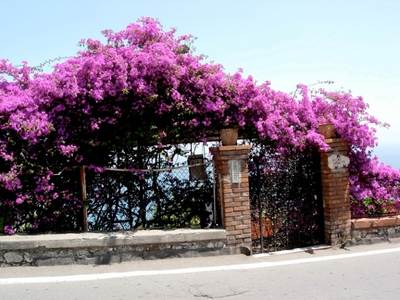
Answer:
328, 153, 350, 170
229, 160, 241, 183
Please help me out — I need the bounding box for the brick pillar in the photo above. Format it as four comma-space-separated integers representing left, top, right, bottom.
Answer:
210, 145, 252, 253
319, 124, 351, 245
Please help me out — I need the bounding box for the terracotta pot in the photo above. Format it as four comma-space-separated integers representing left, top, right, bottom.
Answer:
220, 128, 238, 146
318, 124, 337, 138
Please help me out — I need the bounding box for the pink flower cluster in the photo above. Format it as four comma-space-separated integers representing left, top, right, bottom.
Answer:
1, 17, 399, 233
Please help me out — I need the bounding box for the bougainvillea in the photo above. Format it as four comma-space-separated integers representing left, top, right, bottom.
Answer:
1, 17, 399, 233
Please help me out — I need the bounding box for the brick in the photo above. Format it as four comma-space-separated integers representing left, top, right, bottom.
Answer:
239, 215, 251, 222
227, 230, 243, 236
224, 221, 237, 227
239, 181, 249, 186
236, 233, 251, 239
223, 196, 234, 202
224, 202, 236, 208
225, 211, 243, 217
224, 215, 235, 221
233, 205, 249, 212
240, 177, 249, 183
235, 224, 250, 230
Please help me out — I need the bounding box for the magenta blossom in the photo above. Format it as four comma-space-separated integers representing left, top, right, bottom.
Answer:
1, 17, 399, 233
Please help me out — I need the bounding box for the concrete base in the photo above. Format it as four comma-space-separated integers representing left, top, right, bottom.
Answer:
0, 229, 229, 267
350, 226, 400, 245
348, 216, 400, 245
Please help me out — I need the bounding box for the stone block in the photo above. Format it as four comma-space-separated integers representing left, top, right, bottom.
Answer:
4, 252, 23, 264
372, 216, 397, 228
36, 256, 75, 266
24, 252, 33, 263
0, 229, 228, 267
352, 218, 373, 230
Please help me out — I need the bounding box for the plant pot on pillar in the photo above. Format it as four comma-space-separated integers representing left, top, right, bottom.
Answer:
318, 124, 337, 139
220, 128, 238, 146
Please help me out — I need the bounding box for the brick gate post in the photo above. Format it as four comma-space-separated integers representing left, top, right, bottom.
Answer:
319, 124, 351, 245
210, 145, 252, 253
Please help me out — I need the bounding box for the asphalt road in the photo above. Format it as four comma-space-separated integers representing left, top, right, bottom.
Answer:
1, 242, 400, 300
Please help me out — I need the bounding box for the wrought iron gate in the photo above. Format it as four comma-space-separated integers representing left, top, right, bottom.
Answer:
249, 143, 324, 253
84, 143, 217, 232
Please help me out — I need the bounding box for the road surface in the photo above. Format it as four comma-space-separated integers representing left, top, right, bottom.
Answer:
1, 241, 400, 299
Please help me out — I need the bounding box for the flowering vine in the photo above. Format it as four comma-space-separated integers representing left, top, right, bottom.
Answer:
1, 17, 399, 233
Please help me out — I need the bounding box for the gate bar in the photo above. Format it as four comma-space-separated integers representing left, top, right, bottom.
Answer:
80, 165, 88, 232
258, 196, 264, 253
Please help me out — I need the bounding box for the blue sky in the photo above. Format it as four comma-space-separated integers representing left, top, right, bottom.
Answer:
1, 0, 399, 167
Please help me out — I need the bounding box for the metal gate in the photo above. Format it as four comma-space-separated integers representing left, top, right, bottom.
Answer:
249, 143, 324, 253
84, 143, 217, 232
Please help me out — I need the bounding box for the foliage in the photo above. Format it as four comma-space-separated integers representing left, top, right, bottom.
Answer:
351, 196, 400, 218
1, 17, 399, 233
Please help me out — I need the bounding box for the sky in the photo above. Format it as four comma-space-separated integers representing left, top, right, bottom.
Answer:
1, 0, 399, 168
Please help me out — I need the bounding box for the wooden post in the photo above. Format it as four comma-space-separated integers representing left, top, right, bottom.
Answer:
80, 165, 88, 232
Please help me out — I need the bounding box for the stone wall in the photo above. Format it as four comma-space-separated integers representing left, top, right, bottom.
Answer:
350, 216, 400, 244
0, 229, 228, 267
